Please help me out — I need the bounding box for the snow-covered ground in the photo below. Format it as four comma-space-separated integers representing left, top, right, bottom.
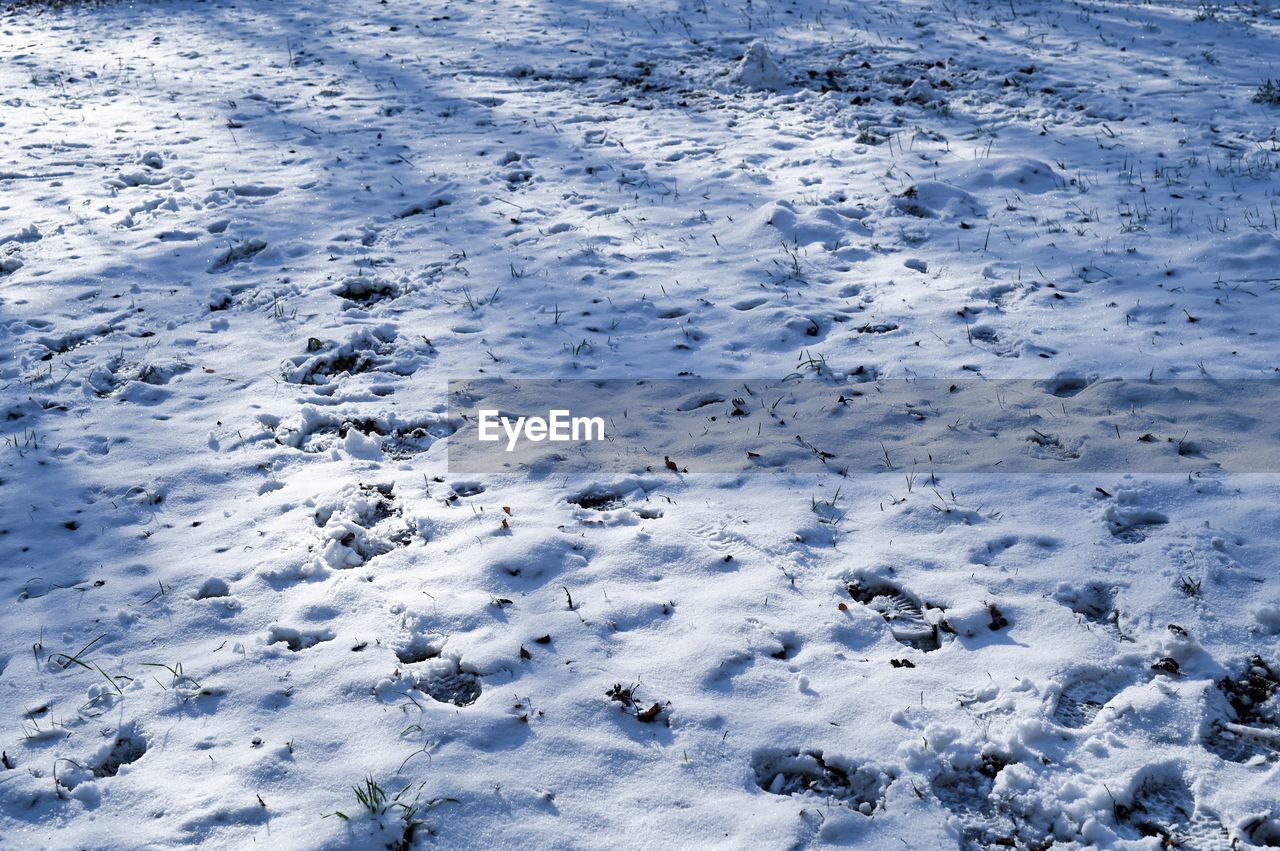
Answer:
2, 0, 1280, 847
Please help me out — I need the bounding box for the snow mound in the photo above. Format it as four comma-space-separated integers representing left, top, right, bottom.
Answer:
962, 157, 1063, 194
731, 41, 789, 90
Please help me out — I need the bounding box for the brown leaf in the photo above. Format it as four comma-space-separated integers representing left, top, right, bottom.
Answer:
636, 703, 662, 723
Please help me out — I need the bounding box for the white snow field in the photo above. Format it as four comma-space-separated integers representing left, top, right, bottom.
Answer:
2, 0, 1280, 847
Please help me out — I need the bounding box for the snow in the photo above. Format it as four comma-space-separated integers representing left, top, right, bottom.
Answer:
1, 0, 1280, 847
730, 41, 791, 91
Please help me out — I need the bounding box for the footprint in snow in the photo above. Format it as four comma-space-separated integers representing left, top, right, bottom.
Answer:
412, 657, 482, 707
57, 721, 148, 790
845, 576, 942, 652
272, 411, 452, 457
284, 327, 423, 386
1102, 490, 1168, 543
752, 748, 895, 815
1117, 770, 1230, 849
313, 482, 416, 568
1052, 581, 1124, 639
1050, 666, 1145, 730
931, 752, 1025, 850
207, 237, 267, 273
266, 625, 334, 652
1203, 654, 1280, 764
331, 273, 400, 306
567, 481, 665, 522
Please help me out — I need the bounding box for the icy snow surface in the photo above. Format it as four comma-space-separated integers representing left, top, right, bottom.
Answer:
2, 0, 1280, 847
